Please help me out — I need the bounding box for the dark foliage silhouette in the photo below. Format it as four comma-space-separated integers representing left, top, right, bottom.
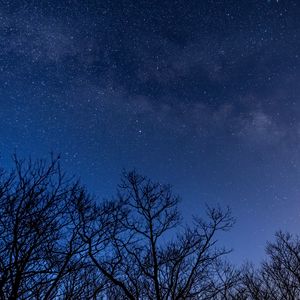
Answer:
237, 232, 300, 300
0, 157, 235, 299
77, 171, 235, 299
2, 156, 300, 299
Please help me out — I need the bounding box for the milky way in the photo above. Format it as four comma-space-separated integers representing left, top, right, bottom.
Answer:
1, 0, 300, 263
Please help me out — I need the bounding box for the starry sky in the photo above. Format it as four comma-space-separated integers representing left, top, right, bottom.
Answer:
1, 0, 300, 264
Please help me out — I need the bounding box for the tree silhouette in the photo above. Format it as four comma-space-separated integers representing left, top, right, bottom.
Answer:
240, 231, 300, 300
0, 155, 103, 299
77, 171, 235, 299
0, 156, 238, 299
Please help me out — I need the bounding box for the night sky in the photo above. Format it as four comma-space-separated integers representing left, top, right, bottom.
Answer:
1, 0, 300, 264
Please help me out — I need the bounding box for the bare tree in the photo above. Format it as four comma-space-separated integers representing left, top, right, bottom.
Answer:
205, 261, 243, 300
0, 155, 101, 300
239, 231, 300, 300
0, 157, 237, 299
81, 171, 235, 299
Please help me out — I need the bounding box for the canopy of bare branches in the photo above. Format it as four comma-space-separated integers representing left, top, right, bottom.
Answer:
0, 156, 299, 300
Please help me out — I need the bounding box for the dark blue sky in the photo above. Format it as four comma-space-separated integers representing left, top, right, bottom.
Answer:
1, 0, 300, 264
